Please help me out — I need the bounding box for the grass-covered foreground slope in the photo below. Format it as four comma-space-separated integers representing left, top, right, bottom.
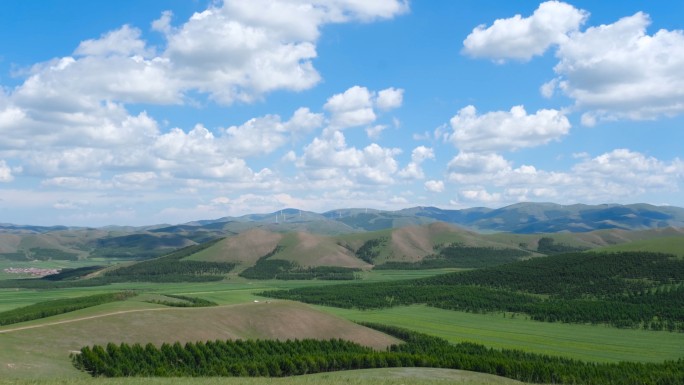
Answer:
0, 300, 398, 379
263, 251, 684, 330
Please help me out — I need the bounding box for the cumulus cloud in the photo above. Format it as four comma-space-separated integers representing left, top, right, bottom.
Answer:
446, 149, 683, 206
0, 160, 14, 182
163, 0, 407, 104
463, 1, 587, 61
324, 86, 376, 129
448, 105, 570, 152
324, 85, 405, 130
223, 107, 323, 156
572, 149, 684, 194
447, 152, 511, 182
551, 12, 684, 123
2, 0, 409, 139
376, 87, 404, 110
458, 187, 501, 203
424, 180, 444, 193
465, 3, 684, 123
398, 146, 434, 179
75, 25, 151, 57
297, 131, 401, 185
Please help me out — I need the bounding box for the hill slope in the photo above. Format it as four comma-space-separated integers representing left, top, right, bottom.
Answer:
0, 301, 399, 379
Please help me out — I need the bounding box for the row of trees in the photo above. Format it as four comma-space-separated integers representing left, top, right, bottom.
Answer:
263, 252, 684, 330
146, 294, 217, 308
428, 251, 684, 299
72, 325, 684, 384
0, 291, 136, 326
103, 239, 236, 282
375, 243, 529, 269
239, 246, 359, 280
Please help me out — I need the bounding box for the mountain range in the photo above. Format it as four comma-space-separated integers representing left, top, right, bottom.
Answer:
1, 202, 683, 262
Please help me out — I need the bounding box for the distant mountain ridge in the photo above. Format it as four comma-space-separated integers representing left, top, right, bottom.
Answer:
2, 203, 684, 235
2, 203, 684, 267
401, 203, 684, 233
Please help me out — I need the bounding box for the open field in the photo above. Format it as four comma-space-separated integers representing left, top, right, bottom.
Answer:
320, 304, 684, 363
0, 367, 528, 385
0, 269, 460, 312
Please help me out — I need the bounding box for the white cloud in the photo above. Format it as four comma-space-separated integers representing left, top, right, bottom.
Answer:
152, 10, 174, 35
398, 146, 434, 179
572, 149, 684, 194
551, 12, 684, 123
424, 180, 444, 193
75, 25, 151, 57
324, 86, 404, 130
459, 187, 501, 203
163, 0, 407, 104
466, 4, 684, 123
0, 160, 13, 182
365, 124, 388, 139
445, 149, 683, 206
324, 85, 376, 129
376, 87, 404, 110
4, 0, 409, 130
447, 152, 511, 182
42, 177, 112, 190
448, 105, 570, 152
223, 107, 323, 156
463, 1, 587, 61
112, 172, 160, 190
297, 131, 401, 185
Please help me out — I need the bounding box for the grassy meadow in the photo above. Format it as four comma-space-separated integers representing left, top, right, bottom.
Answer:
1, 252, 683, 383
320, 304, 684, 363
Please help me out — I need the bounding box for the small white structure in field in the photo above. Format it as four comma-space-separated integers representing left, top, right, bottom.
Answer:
253, 300, 260, 303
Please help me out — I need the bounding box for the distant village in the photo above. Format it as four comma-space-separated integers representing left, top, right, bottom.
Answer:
3, 267, 60, 277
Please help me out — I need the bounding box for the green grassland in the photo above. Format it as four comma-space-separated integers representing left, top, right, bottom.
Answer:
320, 304, 684, 363
1, 234, 684, 383
0, 269, 458, 313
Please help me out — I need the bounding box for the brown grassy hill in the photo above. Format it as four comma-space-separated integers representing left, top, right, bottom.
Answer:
187, 228, 284, 268
168, 224, 684, 273
276, 232, 371, 269
0, 301, 399, 379
386, 222, 516, 263
0, 234, 21, 253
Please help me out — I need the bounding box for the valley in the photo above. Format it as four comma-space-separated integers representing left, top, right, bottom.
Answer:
1, 203, 683, 384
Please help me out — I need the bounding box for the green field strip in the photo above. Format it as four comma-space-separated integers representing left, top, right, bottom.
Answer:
320, 304, 684, 363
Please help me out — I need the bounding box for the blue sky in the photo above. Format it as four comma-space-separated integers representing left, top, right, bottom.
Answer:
1, 0, 683, 226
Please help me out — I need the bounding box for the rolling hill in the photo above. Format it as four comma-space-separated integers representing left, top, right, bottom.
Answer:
1, 203, 683, 266
0, 300, 400, 379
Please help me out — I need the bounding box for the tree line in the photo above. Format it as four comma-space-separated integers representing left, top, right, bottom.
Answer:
375, 243, 530, 269
0, 291, 136, 326
146, 294, 218, 308
262, 252, 684, 330
72, 324, 684, 384
239, 246, 359, 280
